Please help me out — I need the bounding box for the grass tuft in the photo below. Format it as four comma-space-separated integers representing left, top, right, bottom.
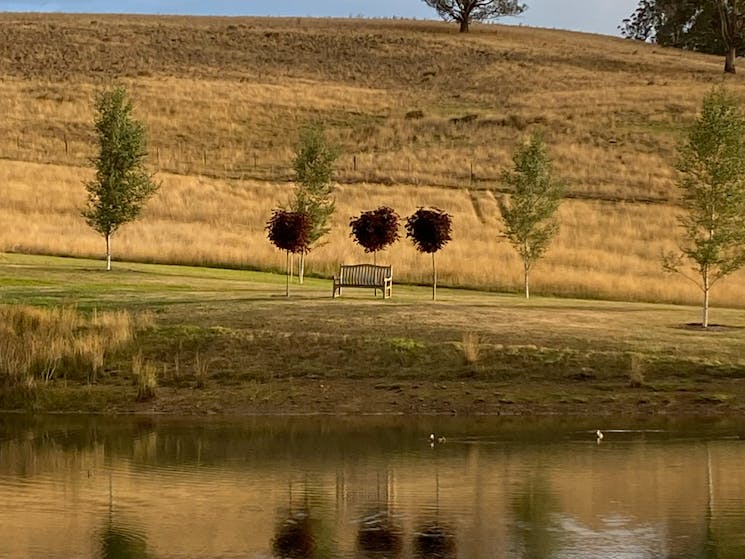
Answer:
628, 352, 646, 388
461, 331, 480, 366
132, 351, 158, 401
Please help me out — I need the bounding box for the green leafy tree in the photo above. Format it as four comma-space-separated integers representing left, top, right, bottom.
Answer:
422, 0, 526, 33
621, 0, 745, 73
82, 86, 159, 271
290, 124, 338, 284
663, 87, 745, 328
717, 0, 745, 73
405, 208, 453, 301
498, 132, 564, 299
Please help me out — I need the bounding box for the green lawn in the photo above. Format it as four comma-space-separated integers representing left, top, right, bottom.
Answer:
1, 252, 744, 415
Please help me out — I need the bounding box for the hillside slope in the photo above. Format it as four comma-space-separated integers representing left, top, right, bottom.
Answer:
0, 14, 743, 305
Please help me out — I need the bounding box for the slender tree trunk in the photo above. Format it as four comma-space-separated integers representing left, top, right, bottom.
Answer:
299, 252, 305, 284
459, 18, 470, 33
524, 261, 530, 300
432, 252, 437, 301
703, 279, 710, 328
285, 251, 290, 297
725, 46, 737, 74
373, 251, 377, 297
105, 233, 111, 271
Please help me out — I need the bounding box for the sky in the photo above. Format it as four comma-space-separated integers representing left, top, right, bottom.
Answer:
0, 0, 642, 37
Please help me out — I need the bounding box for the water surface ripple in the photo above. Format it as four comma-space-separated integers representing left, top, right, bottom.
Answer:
0, 415, 743, 559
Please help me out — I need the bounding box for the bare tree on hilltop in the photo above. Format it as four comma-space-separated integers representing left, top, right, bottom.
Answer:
422, 0, 526, 33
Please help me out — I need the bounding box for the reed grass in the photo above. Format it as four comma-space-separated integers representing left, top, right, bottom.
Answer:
0, 305, 141, 388
132, 351, 157, 401
628, 352, 646, 388
461, 332, 481, 366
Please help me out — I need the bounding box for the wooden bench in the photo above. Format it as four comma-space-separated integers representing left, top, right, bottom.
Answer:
332, 264, 393, 299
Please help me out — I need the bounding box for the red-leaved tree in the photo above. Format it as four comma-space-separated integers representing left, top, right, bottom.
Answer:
349, 206, 401, 264
405, 208, 453, 300
266, 210, 312, 296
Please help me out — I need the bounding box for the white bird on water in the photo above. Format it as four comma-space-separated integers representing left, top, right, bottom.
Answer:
596, 429, 604, 441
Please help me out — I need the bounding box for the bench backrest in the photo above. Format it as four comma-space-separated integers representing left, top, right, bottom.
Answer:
340, 264, 392, 285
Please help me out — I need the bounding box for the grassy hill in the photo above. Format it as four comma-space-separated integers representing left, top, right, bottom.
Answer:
0, 13, 744, 305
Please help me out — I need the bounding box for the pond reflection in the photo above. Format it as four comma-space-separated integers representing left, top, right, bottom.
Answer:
273, 509, 316, 559
510, 473, 562, 559
1, 415, 745, 558
413, 521, 456, 559
99, 522, 151, 559
356, 509, 402, 558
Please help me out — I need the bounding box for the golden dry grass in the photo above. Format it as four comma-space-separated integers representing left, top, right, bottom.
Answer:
1, 157, 736, 305
0, 305, 137, 386
1, 14, 744, 305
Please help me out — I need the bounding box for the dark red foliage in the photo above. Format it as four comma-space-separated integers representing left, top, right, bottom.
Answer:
405, 207, 453, 254
349, 206, 401, 253
266, 210, 312, 253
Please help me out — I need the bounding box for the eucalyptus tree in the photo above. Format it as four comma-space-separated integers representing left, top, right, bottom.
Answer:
621, 0, 745, 73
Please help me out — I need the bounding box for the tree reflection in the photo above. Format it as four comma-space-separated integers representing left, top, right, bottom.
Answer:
356, 509, 402, 558
511, 473, 561, 559
98, 470, 152, 559
413, 521, 456, 559
99, 524, 151, 559
273, 509, 316, 559
413, 469, 456, 559
272, 476, 338, 559
697, 444, 745, 559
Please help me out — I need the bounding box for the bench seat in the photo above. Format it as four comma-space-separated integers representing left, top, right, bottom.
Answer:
332, 264, 392, 299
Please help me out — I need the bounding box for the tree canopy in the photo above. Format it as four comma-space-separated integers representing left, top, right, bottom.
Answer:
349, 207, 401, 257
621, 0, 745, 72
422, 0, 526, 33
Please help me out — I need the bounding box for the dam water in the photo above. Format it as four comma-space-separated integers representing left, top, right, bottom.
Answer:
0, 414, 744, 559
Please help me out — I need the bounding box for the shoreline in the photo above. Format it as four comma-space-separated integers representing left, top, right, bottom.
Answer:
6, 378, 745, 417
